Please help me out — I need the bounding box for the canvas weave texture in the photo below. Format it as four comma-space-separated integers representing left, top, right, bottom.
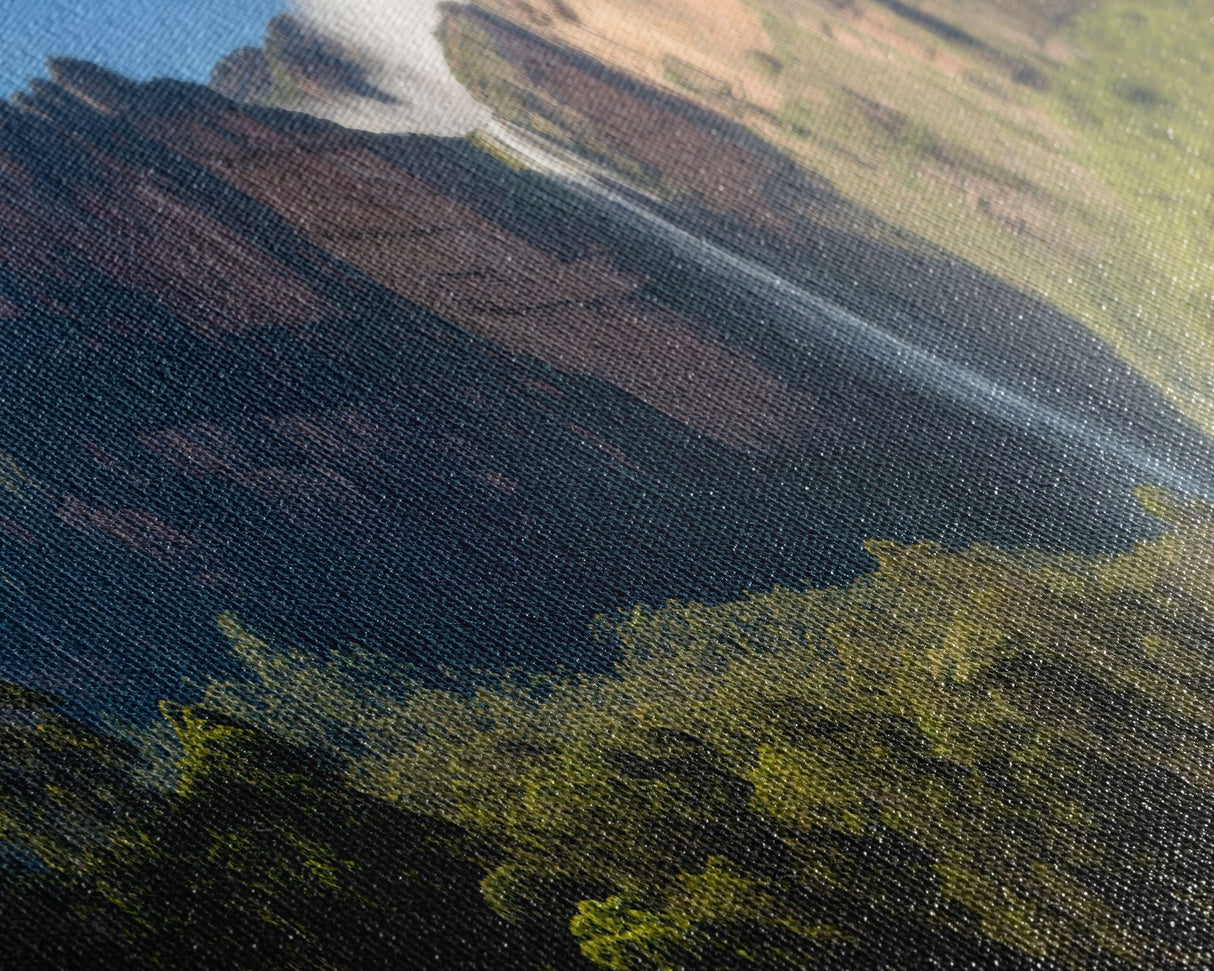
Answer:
4, 1, 1214, 968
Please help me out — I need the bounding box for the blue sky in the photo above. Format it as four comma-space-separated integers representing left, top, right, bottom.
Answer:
0, 0, 287, 97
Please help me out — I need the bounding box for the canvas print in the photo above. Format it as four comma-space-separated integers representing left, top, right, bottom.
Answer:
5, 0, 1214, 967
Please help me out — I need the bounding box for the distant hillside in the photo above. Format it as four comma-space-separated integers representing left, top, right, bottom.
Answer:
431, 0, 1214, 446
210, 2, 1214, 452
207, 4, 1210, 473
1, 54, 1193, 712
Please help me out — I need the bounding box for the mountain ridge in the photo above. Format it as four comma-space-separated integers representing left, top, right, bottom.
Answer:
0, 48, 1201, 714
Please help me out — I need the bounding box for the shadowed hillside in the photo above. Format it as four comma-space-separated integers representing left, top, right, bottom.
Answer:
0, 57, 1198, 713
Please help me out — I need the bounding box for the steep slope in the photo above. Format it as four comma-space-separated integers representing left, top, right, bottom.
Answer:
0, 64, 861, 711
211, 6, 1201, 462
0, 57, 1199, 716
439, 0, 1214, 444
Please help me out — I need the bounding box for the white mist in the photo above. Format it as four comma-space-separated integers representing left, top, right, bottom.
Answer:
289, 0, 490, 135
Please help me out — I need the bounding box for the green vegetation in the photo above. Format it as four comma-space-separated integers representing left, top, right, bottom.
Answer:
440, 1, 1214, 444
438, 15, 529, 126
746, 50, 784, 81
1049, 0, 1214, 424
0, 689, 534, 969
438, 15, 670, 192
263, 61, 308, 110
661, 57, 736, 102
9, 488, 1214, 967
748, 0, 1214, 440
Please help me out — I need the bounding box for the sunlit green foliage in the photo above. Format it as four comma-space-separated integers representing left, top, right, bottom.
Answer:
9, 489, 1214, 967
183, 488, 1214, 969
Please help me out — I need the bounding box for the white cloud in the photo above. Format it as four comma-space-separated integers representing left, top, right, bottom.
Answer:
289, 0, 490, 135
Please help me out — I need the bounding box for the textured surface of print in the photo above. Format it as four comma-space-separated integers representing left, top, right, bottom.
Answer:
3, 1, 1214, 968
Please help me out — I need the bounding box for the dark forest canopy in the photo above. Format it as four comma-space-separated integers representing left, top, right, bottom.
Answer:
6, 486, 1214, 969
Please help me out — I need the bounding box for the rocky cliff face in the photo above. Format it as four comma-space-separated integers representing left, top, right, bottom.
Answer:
0, 59, 830, 710
33, 58, 810, 451
0, 38, 1201, 713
